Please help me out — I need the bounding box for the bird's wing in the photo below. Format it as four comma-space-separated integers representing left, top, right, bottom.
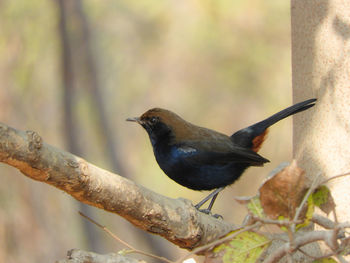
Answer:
174, 142, 269, 167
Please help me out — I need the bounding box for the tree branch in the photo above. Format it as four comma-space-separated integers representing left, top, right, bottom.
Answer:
56, 249, 147, 263
0, 122, 234, 249
79, 212, 174, 263
263, 230, 333, 263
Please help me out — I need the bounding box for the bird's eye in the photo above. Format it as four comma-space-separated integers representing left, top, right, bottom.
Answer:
150, 117, 158, 124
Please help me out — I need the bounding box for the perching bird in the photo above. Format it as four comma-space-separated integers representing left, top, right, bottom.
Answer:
127, 99, 316, 214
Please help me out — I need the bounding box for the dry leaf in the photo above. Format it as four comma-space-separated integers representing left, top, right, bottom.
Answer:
259, 160, 308, 219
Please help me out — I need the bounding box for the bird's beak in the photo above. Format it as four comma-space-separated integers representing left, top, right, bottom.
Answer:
126, 117, 141, 123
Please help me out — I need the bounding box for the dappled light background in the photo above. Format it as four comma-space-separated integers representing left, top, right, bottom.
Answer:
0, 0, 291, 262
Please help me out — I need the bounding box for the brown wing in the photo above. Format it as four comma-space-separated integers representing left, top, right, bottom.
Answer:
176, 142, 270, 167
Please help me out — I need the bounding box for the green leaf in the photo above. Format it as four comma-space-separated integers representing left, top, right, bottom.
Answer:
213, 231, 270, 263
118, 249, 132, 255
312, 258, 337, 263
296, 194, 315, 230
313, 185, 330, 207
247, 196, 264, 217
277, 215, 288, 232
312, 185, 335, 214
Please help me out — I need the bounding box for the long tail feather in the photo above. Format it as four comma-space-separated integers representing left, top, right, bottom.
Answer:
231, 98, 316, 149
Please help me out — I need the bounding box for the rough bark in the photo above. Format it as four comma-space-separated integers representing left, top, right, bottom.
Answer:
56, 249, 147, 263
292, 0, 350, 261
0, 122, 234, 249
292, 0, 350, 224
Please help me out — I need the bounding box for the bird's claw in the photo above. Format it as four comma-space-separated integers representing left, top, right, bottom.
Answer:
198, 208, 211, 214
213, 213, 223, 219
197, 208, 223, 219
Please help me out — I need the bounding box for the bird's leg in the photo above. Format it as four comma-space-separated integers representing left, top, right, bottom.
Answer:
194, 187, 225, 213
207, 192, 219, 211
202, 192, 224, 219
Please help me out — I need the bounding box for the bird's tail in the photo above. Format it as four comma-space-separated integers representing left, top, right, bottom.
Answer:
231, 98, 316, 151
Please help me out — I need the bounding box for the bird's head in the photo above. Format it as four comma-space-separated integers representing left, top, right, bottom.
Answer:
127, 108, 186, 146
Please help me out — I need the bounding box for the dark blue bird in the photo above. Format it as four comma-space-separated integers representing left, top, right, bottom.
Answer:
127, 99, 316, 214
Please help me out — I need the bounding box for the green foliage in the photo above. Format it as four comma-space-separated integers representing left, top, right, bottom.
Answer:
313, 185, 330, 207
312, 258, 337, 263
312, 185, 335, 214
295, 194, 314, 231
214, 231, 270, 263
247, 196, 264, 217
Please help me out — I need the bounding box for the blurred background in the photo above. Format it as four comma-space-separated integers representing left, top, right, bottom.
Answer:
0, 0, 292, 262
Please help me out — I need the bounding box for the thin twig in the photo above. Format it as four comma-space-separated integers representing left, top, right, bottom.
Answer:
335, 254, 348, 263
291, 173, 322, 233
79, 212, 174, 263
79, 212, 133, 249
336, 222, 350, 229
320, 171, 350, 185
251, 215, 302, 227
247, 213, 275, 239
312, 214, 335, 229
333, 206, 339, 224
263, 230, 332, 263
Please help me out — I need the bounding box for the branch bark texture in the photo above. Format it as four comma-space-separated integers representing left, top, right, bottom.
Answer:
0, 122, 234, 249
56, 249, 146, 263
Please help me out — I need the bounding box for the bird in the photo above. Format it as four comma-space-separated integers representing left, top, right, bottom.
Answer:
127, 98, 316, 215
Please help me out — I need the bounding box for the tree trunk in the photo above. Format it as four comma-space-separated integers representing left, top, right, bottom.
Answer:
292, 0, 350, 226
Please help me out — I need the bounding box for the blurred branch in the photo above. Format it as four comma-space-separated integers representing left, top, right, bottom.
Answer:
56, 0, 170, 259
57, 0, 104, 251
79, 212, 173, 263
0, 122, 234, 249
73, 0, 128, 176
263, 230, 346, 263
56, 249, 147, 263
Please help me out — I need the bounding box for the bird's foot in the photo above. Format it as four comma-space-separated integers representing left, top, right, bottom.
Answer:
197, 208, 210, 214
211, 214, 224, 220
212, 213, 223, 219
197, 208, 223, 219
